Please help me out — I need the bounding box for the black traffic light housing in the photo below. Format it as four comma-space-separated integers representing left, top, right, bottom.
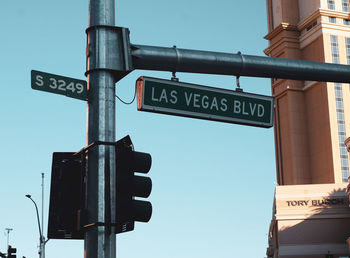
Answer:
7, 245, 16, 258
115, 135, 152, 233
47, 152, 85, 239
47, 135, 152, 238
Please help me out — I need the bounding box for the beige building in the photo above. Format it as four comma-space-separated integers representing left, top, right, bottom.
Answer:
267, 184, 350, 257
265, 0, 350, 257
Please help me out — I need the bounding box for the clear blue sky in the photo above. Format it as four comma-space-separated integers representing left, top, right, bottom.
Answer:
1, 1, 276, 257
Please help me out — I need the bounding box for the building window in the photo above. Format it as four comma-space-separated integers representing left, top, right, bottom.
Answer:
340, 134, 347, 144
343, 0, 349, 11
338, 111, 345, 120
329, 17, 337, 23
331, 35, 340, 64
332, 32, 349, 181
338, 123, 346, 133
341, 147, 348, 155
342, 158, 349, 167
344, 19, 350, 25
328, 0, 335, 9
342, 167, 349, 181
346, 38, 350, 64
333, 80, 349, 182
345, 38, 350, 95
306, 20, 317, 31
336, 89, 343, 98
336, 100, 344, 109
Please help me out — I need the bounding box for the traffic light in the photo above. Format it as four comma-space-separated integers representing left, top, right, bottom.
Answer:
7, 245, 16, 258
47, 152, 85, 239
115, 135, 152, 233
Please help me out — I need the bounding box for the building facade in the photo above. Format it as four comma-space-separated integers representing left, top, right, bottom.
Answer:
265, 0, 350, 257
267, 184, 350, 257
265, 0, 350, 185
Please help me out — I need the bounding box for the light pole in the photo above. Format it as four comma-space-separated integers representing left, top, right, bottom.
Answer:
41, 173, 44, 246
5, 228, 12, 248
25, 194, 47, 258
4, 228, 12, 254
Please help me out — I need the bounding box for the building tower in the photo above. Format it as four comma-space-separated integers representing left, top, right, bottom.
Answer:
265, 1, 350, 257
265, 0, 350, 185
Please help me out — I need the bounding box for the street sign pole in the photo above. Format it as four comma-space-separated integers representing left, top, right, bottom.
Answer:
85, 0, 117, 257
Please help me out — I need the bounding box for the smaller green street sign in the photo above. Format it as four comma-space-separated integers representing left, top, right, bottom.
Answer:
31, 70, 87, 101
137, 76, 273, 128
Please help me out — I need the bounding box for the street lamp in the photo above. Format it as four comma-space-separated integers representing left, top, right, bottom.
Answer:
25, 194, 47, 258
5, 228, 13, 249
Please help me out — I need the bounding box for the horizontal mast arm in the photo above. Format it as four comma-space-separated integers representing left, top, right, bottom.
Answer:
131, 44, 350, 83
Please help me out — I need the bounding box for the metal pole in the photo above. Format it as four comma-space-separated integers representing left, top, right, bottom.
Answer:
131, 44, 350, 83
41, 173, 44, 239
25, 195, 43, 258
41, 173, 45, 258
5, 228, 12, 250
85, 0, 116, 257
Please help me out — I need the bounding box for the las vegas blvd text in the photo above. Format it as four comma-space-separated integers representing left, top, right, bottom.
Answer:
148, 85, 266, 118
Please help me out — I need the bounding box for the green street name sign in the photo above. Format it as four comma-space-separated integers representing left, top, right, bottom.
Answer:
31, 70, 87, 101
137, 76, 273, 128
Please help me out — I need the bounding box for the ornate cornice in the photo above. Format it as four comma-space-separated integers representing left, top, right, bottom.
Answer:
297, 9, 321, 31
298, 9, 350, 30
264, 8, 350, 55
265, 23, 299, 41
